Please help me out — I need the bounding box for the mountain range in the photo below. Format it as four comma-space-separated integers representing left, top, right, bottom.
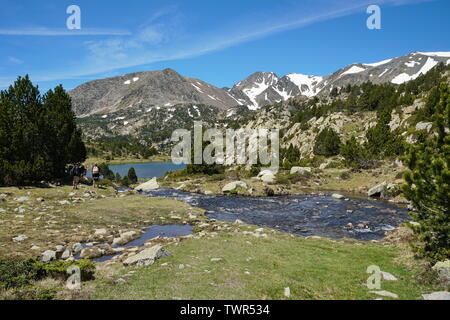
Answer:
70, 51, 450, 116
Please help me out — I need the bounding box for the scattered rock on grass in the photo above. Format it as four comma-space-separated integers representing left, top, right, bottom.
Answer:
222, 181, 247, 193
432, 260, 450, 282
12, 235, 28, 243
41, 250, 56, 262
123, 245, 171, 267
381, 271, 398, 281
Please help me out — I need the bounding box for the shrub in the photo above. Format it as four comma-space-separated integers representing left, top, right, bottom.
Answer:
127, 167, 138, 184
0, 259, 95, 292
341, 136, 374, 169
403, 82, 450, 262
313, 128, 341, 157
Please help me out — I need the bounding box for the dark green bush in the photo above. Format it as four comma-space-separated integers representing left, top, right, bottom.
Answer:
314, 128, 341, 157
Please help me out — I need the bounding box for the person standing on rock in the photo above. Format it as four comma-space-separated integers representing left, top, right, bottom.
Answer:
92, 164, 100, 188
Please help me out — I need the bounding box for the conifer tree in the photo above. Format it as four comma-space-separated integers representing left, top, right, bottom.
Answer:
403, 82, 450, 262
127, 167, 138, 184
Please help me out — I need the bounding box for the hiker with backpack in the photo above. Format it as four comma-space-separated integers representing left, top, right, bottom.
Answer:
92, 164, 100, 188
70, 163, 83, 190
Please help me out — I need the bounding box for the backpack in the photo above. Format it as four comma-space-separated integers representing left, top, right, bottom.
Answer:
70, 165, 79, 177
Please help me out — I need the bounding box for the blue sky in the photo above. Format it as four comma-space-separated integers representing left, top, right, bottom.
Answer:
0, 0, 449, 91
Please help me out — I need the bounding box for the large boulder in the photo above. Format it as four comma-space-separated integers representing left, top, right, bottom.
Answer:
432, 260, 450, 282
290, 167, 312, 175
123, 245, 171, 267
422, 292, 450, 300
368, 182, 387, 198
41, 250, 56, 262
257, 169, 277, 184
80, 247, 103, 259
112, 231, 137, 246
222, 181, 248, 193
135, 178, 159, 192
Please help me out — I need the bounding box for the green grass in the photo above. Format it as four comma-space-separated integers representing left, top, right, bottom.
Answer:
90, 233, 441, 300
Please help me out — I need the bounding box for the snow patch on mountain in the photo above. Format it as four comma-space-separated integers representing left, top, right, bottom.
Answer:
364, 58, 393, 67
286, 74, 323, 97
417, 51, 450, 58
392, 57, 438, 84
341, 66, 366, 76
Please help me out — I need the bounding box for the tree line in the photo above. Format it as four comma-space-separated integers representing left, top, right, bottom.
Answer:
0, 76, 86, 185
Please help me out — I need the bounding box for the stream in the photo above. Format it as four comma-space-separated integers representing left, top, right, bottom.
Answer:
143, 189, 410, 241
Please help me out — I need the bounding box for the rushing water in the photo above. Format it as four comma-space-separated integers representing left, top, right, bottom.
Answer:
143, 189, 410, 241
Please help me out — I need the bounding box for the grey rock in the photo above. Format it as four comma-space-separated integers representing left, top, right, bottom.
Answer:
369, 290, 399, 299
135, 178, 159, 192
415, 122, 432, 132
368, 183, 387, 198
432, 260, 450, 281
422, 292, 450, 300
15, 196, 29, 202
80, 247, 103, 259
332, 194, 345, 200
61, 249, 72, 260
94, 228, 108, 236
222, 181, 248, 193
381, 271, 398, 281
41, 250, 56, 262
72, 243, 83, 254
55, 245, 65, 253
112, 231, 137, 246
12, 235, 28, 243
290, 167, 312, 175
123, 245, 171, 267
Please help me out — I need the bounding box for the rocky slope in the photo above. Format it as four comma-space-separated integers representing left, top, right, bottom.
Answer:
70, 68, 240, 116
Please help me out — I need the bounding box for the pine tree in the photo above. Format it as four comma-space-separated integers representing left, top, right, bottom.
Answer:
403, 82, 450, 262
313, 128, 341, 157
0, 77, 87, 185
127, 167, 138, 184
341, 136, 370, 169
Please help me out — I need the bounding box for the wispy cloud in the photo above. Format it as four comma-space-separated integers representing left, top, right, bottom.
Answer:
0, 28, 131, 36
8, 56, 23, 64
0, 0, 429, 87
